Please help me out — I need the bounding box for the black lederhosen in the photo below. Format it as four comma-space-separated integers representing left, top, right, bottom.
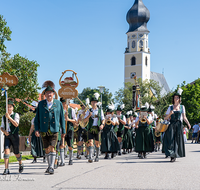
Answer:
41, 132, 58, 149
65, 130, 74, 148
4, 133, 19, 154
78, 128, 88, 142
88, 126, 100, 141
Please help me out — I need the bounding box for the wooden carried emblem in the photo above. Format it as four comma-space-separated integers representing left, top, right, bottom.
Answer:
58, 70, 79, 100
0, 72, 18, 87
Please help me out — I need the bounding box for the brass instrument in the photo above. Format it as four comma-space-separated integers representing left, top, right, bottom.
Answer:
79, 105, 90, 129
106, 119, 112, 125
105, 114, 112, 125
140, 112, 148, 124
155, 130, 161, 137
74, 123, 79, 132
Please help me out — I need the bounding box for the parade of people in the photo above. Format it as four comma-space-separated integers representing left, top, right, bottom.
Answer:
1, 1, 200, 189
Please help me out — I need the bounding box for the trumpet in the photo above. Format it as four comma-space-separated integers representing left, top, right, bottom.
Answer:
105, 114, 112, 125
140, 112, 148, 124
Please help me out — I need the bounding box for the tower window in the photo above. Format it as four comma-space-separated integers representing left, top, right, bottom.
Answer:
132, 41, 135, 48
131, 56, 136, 65
139, 40, 143, 48
145, 57, 148, 66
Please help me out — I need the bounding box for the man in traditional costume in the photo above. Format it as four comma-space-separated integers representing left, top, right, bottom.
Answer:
77, 104, 89, 160
84, 93, 105, 163
63, 99, 77, 165
1, 98, 24, 175
34, 81, 65, 174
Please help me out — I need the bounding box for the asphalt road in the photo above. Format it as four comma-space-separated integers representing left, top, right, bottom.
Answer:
0, 140, 199, 190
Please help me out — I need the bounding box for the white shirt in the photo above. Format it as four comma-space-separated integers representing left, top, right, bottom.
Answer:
112, 117, 118, 124
85, 108, 105, 126
1, 112, 20, 132
31, 118, 35, 126
193, 124, 200, 133
70, 107, 77, 121
166, 105, 185, 122
147, 114, 154, 124
116, 115, 126, 128
46, 99, 53, 109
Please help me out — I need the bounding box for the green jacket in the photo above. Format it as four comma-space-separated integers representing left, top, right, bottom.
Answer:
34, 99, 66, 134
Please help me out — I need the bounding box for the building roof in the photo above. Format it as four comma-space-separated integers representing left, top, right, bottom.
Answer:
126, 0, 150, 33
150, 72, 170, 96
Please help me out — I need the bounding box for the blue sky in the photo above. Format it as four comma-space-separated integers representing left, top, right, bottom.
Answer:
1, 0, 200, 98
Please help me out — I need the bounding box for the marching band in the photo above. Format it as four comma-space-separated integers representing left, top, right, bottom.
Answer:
0, 81, 191, 175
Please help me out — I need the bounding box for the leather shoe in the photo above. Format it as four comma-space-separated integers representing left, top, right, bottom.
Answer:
48, 167, 54, 174
94, 157, 99, 162
59, 162, 65, 166
19, 164, 24, 173
3, 169, 10, 175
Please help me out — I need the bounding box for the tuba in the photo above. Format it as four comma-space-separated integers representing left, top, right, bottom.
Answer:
79, 106, 90, 129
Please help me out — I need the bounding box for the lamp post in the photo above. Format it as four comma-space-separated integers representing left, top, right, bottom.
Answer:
98, 86, 105, 110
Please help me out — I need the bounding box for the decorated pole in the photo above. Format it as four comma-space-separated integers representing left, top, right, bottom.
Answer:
0, 72, 18, 159
0, 72, 18, 131
58, 70, 79, 133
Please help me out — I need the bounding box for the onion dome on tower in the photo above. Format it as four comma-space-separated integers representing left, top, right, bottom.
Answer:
126, 0, 150, 33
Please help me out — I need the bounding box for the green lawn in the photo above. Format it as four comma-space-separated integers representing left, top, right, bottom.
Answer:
0, 155, 33, 165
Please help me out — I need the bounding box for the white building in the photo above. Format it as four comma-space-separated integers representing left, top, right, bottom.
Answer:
124, 0, 170, 95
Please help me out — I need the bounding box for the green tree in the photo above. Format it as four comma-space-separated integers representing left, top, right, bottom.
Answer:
179, 79, 200, 126
18, 111, 35, 136
0, 54, 40, 117
0, 15, 12, 59
74, 87, 114, 112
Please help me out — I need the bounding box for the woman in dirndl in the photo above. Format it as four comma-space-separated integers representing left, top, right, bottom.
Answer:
163, 88, 191, 162
28, 107, 45, 163
101, 105, 120, 159
122, 112, 134, 154
135, 105, 154, 159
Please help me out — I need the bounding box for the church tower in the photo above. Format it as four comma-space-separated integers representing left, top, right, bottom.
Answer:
124, 0, 150, 83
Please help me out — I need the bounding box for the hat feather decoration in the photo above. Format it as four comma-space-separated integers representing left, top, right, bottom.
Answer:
42, 80, 55, 89
97, 102, 102, 107
177, 88, 183, 95
75, 107, 78, 114
145, 102, 149, 109
120, 104, 125, 110
108, 102, 115, 111
86, 98, 90, 105
126, 111, 131, 116
150, 105, 155, 109
94, 92, 100, 100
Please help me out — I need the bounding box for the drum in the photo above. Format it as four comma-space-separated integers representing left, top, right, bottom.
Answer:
156, 120, 170, 132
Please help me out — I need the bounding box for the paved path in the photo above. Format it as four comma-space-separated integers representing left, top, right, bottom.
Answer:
0, 140, 199, 190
